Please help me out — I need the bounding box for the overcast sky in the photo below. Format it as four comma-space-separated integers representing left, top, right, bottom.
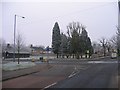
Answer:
2, 0, 118, 47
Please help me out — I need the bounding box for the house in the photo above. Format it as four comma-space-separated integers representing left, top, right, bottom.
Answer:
30, 45, 45, 55
30, 45, 53, 55
2, 44, 30, 58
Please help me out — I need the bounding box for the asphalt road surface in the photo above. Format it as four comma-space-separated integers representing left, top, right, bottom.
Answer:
51, 63, 118, 88
2, 58, 119, 89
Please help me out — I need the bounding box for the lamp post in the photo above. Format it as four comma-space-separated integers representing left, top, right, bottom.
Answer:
13, 14, 25, 62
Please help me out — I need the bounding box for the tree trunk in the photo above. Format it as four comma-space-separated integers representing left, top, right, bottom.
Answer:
76, 53, 79, 59
103, 47, 106, 56
18, 47, 20, 64
81, 54, 82, 59
85, 54, 87, 58
57, 53, 59, 58
18, 53, 19, 64
62, 54, 64, 58
66, 55, 69, 58
73, 54, 75, 58
118, 48, 120, 56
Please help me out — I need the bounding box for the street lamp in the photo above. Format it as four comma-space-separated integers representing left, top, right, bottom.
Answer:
13, 14, 25, 62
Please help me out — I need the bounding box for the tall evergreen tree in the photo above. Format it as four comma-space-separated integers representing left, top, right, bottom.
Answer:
60, 33, 68, 58
80, 28, 93, 58
52, 22, 61, 58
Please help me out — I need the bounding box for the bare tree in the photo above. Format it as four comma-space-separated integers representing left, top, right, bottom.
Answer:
109, 27, 120, 56
0, 38, 7, 59
117, 26, 120, 56
0, 38, 6, 51
67, 22, 85, 37
99, 37, 108, 56
106, 41, 113, 55
16, 33, 24, 64
110, 35, 117, 46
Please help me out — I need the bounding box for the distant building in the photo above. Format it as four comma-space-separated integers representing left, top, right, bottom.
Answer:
30, 45, 45, 55
30, 45, 53, 55
44, 46, 53, 54
2, 44, 30, 58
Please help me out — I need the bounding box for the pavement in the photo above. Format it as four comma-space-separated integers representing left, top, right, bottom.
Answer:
2, 63, 53, 81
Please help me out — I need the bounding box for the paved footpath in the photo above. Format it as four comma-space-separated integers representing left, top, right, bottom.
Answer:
2, 63, 53, 81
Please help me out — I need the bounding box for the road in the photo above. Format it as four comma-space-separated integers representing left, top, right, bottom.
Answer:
2, 58, 119, 89
51, 63, 118, 88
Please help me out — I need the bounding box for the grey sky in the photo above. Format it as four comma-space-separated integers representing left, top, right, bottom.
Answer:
2, 1, 118, 47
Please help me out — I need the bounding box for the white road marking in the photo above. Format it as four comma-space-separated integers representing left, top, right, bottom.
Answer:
87, 61, 118, 63
68, 66, 77, 78
68, 73, 76, 78
68, 66, 90, 78
44, 82, 57, 89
